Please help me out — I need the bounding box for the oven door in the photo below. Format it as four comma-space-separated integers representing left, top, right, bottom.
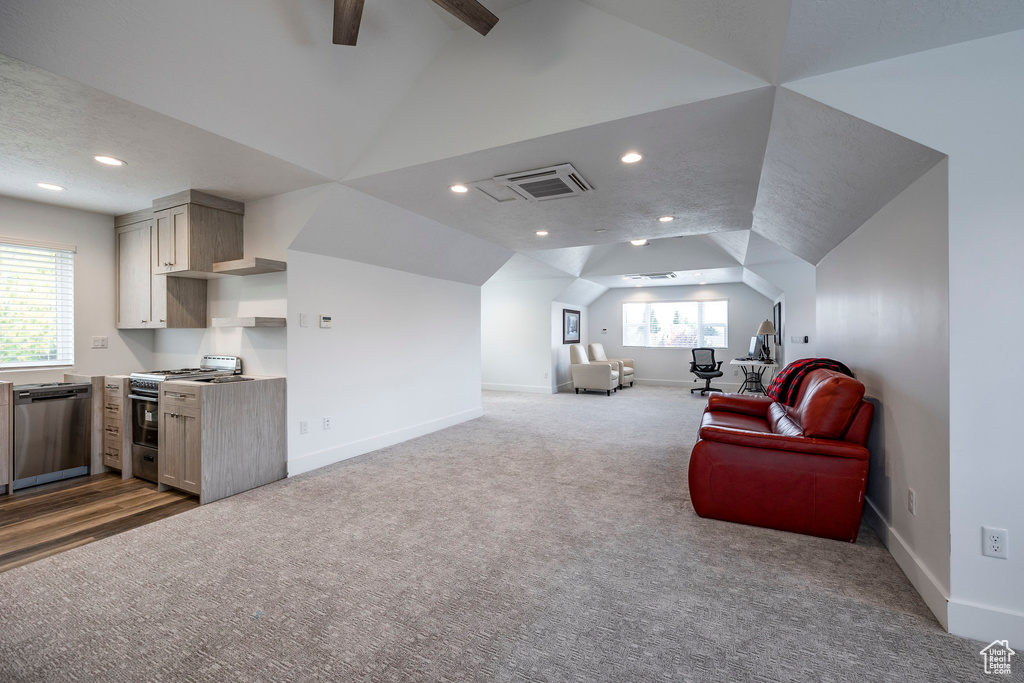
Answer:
129, 394, 160, 450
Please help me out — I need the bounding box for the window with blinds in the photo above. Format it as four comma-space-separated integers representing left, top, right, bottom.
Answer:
0, 241, 75, 368
622, 299, 728, 349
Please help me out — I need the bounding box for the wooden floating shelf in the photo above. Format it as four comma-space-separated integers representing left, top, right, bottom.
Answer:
211, 317, 286, 328
212, 257, 287, 276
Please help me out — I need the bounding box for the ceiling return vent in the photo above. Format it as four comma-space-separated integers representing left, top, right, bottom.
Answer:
475, 163, 593, 203
625, 272, 677, 281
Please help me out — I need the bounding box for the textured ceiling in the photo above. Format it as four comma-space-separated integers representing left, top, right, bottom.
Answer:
0, 54, 329, 215
345, 88, 775, 251
779, 0, 1024, 82
578, 0, 791, 83
753, 89, 945, 264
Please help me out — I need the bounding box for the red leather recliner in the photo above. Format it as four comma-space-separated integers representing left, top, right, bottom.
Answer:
688, 369, 874, 542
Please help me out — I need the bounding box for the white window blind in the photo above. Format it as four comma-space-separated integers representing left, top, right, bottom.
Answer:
622, 299, 728, 349
0, 241, 75, 368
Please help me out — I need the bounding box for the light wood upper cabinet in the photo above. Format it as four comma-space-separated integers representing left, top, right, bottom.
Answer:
151, 191, 244, 278
115, 218, 153, 328
153, 204, 189, 274
115, 212, 207, 329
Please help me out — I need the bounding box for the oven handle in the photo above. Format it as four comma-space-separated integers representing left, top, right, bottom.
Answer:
128, 394, 158, 402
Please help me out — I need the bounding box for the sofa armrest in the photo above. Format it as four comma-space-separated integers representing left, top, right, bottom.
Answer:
706, 393, 773, 418
572, 363, 614, 383
698, 425, 869, 460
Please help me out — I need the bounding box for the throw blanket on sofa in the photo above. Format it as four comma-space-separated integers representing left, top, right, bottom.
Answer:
766, 358, 854, 406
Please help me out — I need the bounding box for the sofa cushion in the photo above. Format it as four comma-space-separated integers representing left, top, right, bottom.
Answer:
702, 410, 772, 434
791, 370, 866, 439
767, 402, 804, 437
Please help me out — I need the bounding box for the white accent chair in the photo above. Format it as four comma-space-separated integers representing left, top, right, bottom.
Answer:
588, 343, 635, 389
569, 344, 618, 396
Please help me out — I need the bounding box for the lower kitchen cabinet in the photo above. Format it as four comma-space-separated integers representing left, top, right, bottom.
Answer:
158, 378, 285, 504
1, 382, 11, 494
160, 404, 201, 495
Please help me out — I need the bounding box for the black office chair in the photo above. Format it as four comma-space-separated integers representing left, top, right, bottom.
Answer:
690, 347, 724, 396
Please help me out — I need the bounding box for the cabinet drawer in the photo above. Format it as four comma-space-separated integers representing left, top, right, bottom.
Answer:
104, 394, 123, 409
104, 380, 123, 396
103, 446, 122, 469
161, 387, 199, 408
103, 418, 122, 438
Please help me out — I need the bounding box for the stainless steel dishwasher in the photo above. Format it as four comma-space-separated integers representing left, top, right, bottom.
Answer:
13, 382, 93, 490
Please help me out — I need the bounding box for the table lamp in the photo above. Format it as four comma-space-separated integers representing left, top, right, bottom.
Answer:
756, 320, 776, 362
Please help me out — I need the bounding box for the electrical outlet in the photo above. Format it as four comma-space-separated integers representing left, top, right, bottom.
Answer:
543, 372, 548, 379
299, 420, 308, 435
323, 416, 332, 430
907, 488, 916, 516
91, 336, 108, 349
299, 313, 309, 328
733, 369, 738, 376
983, 527, 1009, 559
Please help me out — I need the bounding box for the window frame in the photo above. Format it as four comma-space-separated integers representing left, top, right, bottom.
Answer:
0, 237, 76, 370
621, 298, 729, 349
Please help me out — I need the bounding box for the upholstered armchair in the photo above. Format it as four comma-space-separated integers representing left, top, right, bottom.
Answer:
587, 343, 635, 389
569, 344, 619, 396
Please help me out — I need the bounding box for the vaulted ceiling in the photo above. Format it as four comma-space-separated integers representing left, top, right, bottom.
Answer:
0, 0, 1020, 296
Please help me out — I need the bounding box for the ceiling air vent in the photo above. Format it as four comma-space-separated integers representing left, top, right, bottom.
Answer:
490, 163, 593, 202
625, 272, 677, 281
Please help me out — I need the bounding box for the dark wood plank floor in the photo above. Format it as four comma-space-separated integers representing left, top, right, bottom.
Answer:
0, 473, 198, 573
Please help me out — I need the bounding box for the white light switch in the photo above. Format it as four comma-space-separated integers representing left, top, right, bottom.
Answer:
319, 315, 332, 329
91, 336, 108, 349
299, 313, 309, 328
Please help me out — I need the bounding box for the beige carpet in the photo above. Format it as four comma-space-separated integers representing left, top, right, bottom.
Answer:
0, 387, 990, 681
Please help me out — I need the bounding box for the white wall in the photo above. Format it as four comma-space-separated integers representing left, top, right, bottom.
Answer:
790, 30, 1024, 642
0, 195, 153, 384
481, 278, 573, 393
816, 161, 950, 628
587, 283, 772, 391
287, 250, 483, 476
748, 261, 817, 366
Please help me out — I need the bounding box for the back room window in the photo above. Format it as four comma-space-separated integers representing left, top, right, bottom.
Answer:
622, 299, 728, 348
0, 240, 75, 369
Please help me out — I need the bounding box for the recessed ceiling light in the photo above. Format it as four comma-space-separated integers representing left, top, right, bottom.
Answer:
37, 183, 65, 191
635, 284, 642, 287
94, 155, 126, 166
450, 184, 468, 193
699, 282, 707, 285
594, 228, 607, 233
535, 230, 548, 236
630, 239, 648, 246
658, 216, 674, 222
621, 152, 642, 164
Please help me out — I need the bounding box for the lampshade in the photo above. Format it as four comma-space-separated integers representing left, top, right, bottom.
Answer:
756, 319, 776, 336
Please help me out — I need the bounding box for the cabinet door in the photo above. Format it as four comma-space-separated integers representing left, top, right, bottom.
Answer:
153, 205, 189, 274
115, 221, 152, 328
159, 406, 201, 496
150, 222, 168, 327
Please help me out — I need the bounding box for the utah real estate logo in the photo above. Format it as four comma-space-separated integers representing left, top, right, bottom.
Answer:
980, 640, 1015, 675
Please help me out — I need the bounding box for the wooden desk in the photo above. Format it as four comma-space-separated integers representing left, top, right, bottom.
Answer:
729, 359, 778, 394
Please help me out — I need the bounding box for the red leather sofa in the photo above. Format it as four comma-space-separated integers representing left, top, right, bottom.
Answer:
688, 369, 874, 542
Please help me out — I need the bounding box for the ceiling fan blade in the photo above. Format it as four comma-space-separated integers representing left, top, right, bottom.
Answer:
333, 0, 365, 46
432, 0, 498, 36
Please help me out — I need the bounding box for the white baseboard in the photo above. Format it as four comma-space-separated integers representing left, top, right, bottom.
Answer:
287, 407, 483, 477
862, 497, 949, 629
948, 599, 1024, 644
634, 378, 744, 391
482, 383, 553, 394
556, 381, 573, 392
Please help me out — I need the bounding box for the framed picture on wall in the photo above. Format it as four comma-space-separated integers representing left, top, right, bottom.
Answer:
563, 309, 581, 344
773, 301, 782, 345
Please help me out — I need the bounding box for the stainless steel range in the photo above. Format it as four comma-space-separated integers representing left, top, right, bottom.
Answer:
128, 355, 242, 482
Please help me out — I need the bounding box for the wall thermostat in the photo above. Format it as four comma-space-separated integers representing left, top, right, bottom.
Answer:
319, 315, 332, 329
